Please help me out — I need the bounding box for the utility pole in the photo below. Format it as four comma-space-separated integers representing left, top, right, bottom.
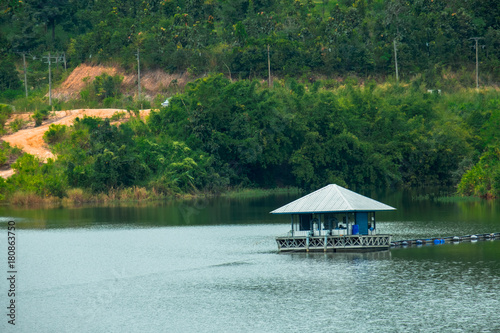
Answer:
393, 39, 399, 83
21, 53, 28, 98
470, 37, 484, 89
15, 52, 29, 98
267, 44, 271, 88
136, 48, 141, 100
41, 52, 63, 107
48, 52, 52, 106
222, 61, 232, 81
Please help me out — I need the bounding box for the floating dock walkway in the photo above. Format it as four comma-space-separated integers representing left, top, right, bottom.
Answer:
391, 232, 500, 247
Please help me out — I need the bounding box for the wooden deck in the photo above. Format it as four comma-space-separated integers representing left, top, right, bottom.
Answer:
276, 235, 392, 252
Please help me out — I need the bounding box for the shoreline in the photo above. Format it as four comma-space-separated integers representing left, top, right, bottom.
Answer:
1, 186, 303, 209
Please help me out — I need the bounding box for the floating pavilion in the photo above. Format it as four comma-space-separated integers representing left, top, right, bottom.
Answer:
271, 184, 396, 252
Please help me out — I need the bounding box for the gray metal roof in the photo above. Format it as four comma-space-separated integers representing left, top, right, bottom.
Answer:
270, 184, 396, 214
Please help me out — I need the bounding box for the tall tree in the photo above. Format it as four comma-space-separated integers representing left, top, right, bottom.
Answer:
0, 60, 21, 91
25, 0, 69, 47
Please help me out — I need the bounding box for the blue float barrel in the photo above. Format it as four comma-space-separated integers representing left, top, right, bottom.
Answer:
352, 224, 359, 235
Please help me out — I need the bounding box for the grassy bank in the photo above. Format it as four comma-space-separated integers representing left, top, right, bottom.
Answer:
7, 187, 169, 207
221, 187, 303, 198
4, 186, 303, 208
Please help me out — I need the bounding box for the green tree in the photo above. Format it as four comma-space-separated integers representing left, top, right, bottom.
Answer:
92, 73, 123, 101
458, 147, 500, 198
6, 154, 67, 198
0, 60, 21, 91
25, 0, 69, 47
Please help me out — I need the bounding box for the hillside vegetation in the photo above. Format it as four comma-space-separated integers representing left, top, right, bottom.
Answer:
1, 76, 499, 202
1, 0, 499, 93
0, 0, 500, 202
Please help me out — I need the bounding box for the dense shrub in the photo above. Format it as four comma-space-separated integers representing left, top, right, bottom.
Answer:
6, 154, 68, 198
458, 147, 500, 198
0, 104, 13, 134
92, 73, 123, 102
0, 60, 21, 91
9, 118, 27, 132
32, 108, 51, 127
0, 141, 22, 167
0, 77, 499, 200
43, 124, 68, 144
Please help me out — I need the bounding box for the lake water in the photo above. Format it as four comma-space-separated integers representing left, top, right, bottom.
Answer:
1, 189, 500, 332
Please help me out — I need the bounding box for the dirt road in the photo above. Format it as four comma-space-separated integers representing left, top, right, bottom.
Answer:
0, 108, 150, 178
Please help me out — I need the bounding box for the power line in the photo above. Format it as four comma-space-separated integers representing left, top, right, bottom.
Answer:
469, 37, 484, 89
15, 51, 66, 104
41, 52, 65, 106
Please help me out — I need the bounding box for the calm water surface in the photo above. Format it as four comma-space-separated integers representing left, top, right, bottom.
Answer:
1, 189, 500, 332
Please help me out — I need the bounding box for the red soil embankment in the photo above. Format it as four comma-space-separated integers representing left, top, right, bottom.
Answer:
0, 108, 150, 178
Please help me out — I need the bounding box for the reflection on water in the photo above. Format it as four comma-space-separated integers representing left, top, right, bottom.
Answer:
0, 194, 297, 229
0, 190, 500, 332
1, 189, 500, 234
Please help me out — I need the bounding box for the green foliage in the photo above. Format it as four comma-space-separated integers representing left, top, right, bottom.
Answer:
9, 92, 49, 113
444, 91, 500, 198
60, 117, 142, 192
0, 177, 5, 201
2, 0, 499, 84
0, 89, 23, 102
32, 107, 51, 126
110, 111, 126, 121
1, 76, 500, 200
6, 154, 67, 198
92, 73, 123, 102
457, 147, 500, 198
0, 60, 21, 91
9, 118, 27, 132
74, 74, 126, 108
43, 124, 67, 144
48, 115, 207, 194
0, 144, 10, 167
0, 104, 13, 134
149, 74, 292, 187
0, 141, 22, 168
146, 75, 477, 191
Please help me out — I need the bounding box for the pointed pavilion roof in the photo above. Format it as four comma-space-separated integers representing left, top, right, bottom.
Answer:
270, 184, 396, 214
